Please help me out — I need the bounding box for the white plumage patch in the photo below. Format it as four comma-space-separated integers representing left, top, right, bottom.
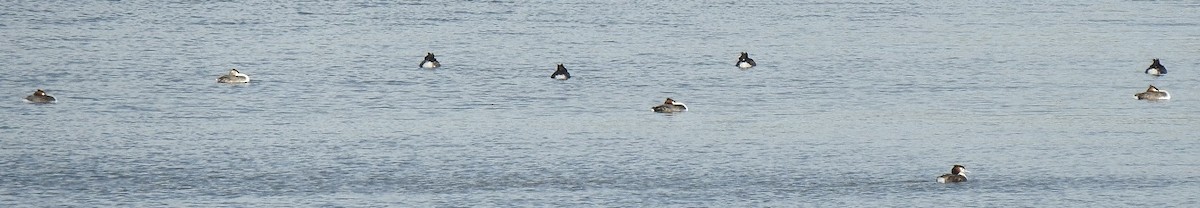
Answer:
738, 62, 753, 69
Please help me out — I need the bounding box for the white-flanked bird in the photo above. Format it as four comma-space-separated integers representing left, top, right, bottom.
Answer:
217, 69, 250, 83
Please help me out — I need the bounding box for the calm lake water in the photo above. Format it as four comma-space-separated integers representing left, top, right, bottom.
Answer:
3, 0, 1199, 207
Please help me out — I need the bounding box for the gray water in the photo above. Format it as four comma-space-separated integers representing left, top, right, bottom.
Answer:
3, 0, 1200, 207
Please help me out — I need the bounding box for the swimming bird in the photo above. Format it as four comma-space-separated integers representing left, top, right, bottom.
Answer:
551, 64, 570, 80
25, 89, 56, 103
216, 68, 250, 83
420, 52, 441, 68
651, 98, 688, 113
737, 52, 756, 69
1145, 59, 1166, 76
936, 165, 968, 183
1134, 85, 1170, 100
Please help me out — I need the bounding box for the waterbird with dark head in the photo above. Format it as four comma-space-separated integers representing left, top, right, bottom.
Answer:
551, 64, 570, 80
651, 98, 688, 113
737, 52, 756, 69
936, 165, 968, 183
421, 52, 441, 68
1145, 58, 1166, 76
25, 89, 56, 103
1134, 85, 1170, 100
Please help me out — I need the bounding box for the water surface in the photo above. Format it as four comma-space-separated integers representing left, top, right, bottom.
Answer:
2, 0, 1199, 207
